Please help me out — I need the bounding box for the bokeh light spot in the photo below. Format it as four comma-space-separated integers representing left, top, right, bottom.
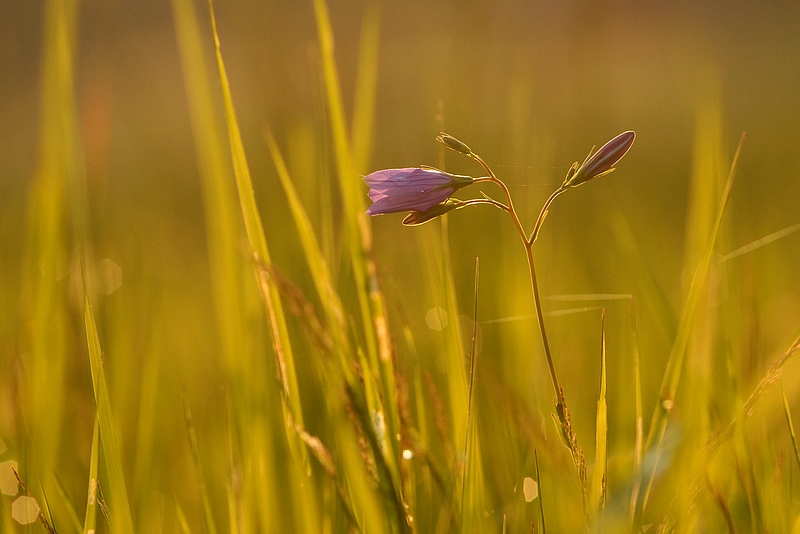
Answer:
96, 258, 122, 294
523, 477, 538, 502
12, 495, 39, 524
0, 460, 19, 495
425, 307, 448, 331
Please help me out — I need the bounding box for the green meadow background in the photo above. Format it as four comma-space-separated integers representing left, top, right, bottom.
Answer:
2, 0, 800, 532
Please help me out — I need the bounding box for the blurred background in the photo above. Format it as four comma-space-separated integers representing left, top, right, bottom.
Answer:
2, 0, 800, 531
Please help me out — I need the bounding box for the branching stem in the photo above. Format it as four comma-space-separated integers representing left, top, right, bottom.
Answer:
472, 155, 567, 405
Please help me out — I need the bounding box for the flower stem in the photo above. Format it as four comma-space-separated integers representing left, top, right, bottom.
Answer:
469, 151, 586, 513
473, 156, 567, 404
524, 241, 560, 401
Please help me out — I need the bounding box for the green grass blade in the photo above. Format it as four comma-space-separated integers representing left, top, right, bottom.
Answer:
640, 132, 745, 514
182, 390, 219, 534
82, 281, 135, 533
534, 450, 546, 534
312, 0, 405, 508
265, 130, 350, 368
176, 503, 193, 534
207, 0, 305, 439
51, 473, 82, 533
427, 220, 469, 456
266, 138, 397, 528
590, 310, 608, 520
628, 301, 644, 528
351, 1, 381, 174
460, 258, 485, 533
781, 384, 800, 470
82, 415, 100, 534
170, 0, 247, 377
23, 0, 78, 478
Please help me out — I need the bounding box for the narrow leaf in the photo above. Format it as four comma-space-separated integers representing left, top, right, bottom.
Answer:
83, 281, 135, 533
590, 310, 608, 519
82, 414, 100, 534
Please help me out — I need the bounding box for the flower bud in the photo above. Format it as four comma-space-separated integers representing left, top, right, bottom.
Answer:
436, 132, 473, 156
566, 131, 635, 187
402, 200, 464, 226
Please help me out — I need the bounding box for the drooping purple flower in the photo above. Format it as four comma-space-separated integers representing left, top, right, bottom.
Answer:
566, 131, 636, 187
363, 167, 474, 216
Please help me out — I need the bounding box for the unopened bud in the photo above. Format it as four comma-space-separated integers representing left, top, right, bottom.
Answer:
402, 199, 464, 226
566, 131, 635, 187
436, 132, 473, 156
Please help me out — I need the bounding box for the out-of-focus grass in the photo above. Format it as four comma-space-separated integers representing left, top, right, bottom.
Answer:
3, 0, 800, 532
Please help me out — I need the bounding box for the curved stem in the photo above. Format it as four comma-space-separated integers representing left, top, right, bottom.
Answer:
471, 158, 528, 245
471, 156, 565, 404
459, 197, 510, 213
529, 186, 567, 245
466, 150, 585, 516
525, 241, 561, 401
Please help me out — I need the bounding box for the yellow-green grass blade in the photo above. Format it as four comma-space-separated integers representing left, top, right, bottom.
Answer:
460, 258, 485, 533
208, 6, 326, 531
682, 92, 726, 452
312, 0, 404, 500
207, 0, 305, 446
82, 415, 100, 534
628, 301, 644, 528
170, 0, 248, 379
51, 473, 82, 532
590, 310, 608, 521
22, 0, 79, 478
429, 111, 467, 463
266, 130, 351, 372
176, 503, 193, 534
224, 397, 241, 534
182, 390, 219, 534
82, 286, 134, 533
782, 384, 800, 470
351, 1, 381, 174
640, 132, 745, 514
268, 135, 392, 525
421, 222, 469, 459
132, 324, 161, 527
534, 450, 546, 534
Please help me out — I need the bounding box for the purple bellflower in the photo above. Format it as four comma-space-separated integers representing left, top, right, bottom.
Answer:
364, 167, 474, 216
566, 130, 636, 187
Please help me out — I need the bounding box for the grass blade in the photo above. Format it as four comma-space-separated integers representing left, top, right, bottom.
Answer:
312, 0, 405, 514
23, 0, 78, 478
639, 132, 745, 515
82, 415, 100, 534
461, 258, 485, 532
628, 300, 644, 527
781, 384, 800, 470
171, 0, 247, 378
534, 450, 546, 534
351, 1, 381, 174
182, 389, 218, 534
590, 310, 608, 520
265, 130, 350, 367
207, 0, 306, 442
176, 503, 193, 534
82, 269, 135, 533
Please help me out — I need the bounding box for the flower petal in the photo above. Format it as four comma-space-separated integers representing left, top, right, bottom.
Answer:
366, 187, 455, 215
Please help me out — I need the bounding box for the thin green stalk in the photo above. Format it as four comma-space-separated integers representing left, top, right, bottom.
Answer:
460, 258, 481, 528
474, 165, 568, 404
523, 244, 561, 403
472, 152, 586, 508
